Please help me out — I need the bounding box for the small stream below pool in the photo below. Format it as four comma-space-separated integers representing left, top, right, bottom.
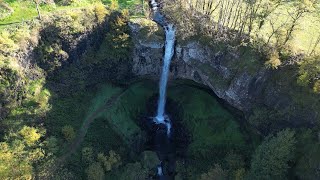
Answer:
148, 0, 177, 179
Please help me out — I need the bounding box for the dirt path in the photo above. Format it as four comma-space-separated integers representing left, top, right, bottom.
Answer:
46, 89, 128, 177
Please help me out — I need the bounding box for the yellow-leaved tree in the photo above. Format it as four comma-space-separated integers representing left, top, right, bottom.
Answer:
110, 0, 119, 10
19, 126, 41, 145
0, 126, 44, 179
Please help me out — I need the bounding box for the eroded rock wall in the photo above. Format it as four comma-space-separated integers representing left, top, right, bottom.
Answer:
130, 20, 269, 112
129, 19, 318, 131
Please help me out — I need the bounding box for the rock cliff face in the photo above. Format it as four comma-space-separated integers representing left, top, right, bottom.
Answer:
2, 14, 317, 131
129, 19, 318, 129
130, 20, 268, 113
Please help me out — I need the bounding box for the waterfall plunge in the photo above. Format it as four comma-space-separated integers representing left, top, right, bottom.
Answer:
154, 24, 175, 136
149, 1, 176, 178
149, 0, 175, 136
150, 0, 158, 11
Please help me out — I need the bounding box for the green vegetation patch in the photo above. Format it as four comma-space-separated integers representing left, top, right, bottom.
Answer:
95, 81, 156, 145
103, 0, 142, 10
0, 1, 39, 25
131, 18, 164, 42
46, 87, 98, 138
168, 84, 246, 173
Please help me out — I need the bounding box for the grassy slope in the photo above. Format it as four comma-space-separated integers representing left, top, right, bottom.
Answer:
102, 0, 142, 8
0, 0, 144, 27
168, 83, 247, 175
58, 81, 156, 178
256, 5, 320, 54
182, 0, 319, 54
0, 1, 76, 26
45, 84, 121, 147
54, 79, 249, 171
89, 81, 156, 146
46, 82, 155, 153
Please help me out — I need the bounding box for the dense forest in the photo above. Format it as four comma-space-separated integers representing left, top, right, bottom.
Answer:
0, 0, 319, 179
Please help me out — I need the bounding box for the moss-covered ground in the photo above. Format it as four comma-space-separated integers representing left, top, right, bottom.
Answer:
45, 79, 256, 178
167, 82, 258, 178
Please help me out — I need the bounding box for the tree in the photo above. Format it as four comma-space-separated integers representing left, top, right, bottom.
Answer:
94, 3, 109, 23
247, 129, 296, 179
297, 55, 320, 93
308, 31, 320, 56
0, 127, 44, 179
257, 0, 283, 29
294, 130, 320, 180
33, 0, 42, 20
97, 150, 121, 172
225, 151, 245, 179
0, 142, 33, 179
265, 49, 281, 69
118, 162, 148, 180
226, 152, 245, 169
86, 162, 105, 180
265, 15, 289, 45
110, 0, 119, 10
82, 147, 94, 164
19, 126, 41, 145
105, 11, 131, 60
61, 125, 75, 142
283, 0, 317, 45
200, 164, 227, 180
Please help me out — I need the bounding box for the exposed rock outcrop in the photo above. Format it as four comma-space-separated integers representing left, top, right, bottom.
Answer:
130, 20, 267, 112
129, 19, 319, 130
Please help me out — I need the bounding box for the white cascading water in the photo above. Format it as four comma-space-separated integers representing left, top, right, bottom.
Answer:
149, 1, 175, 178
155, 24, 175, 123
150, 0, 175, 137
151, 0, 158, 11
157, 164, 163, 176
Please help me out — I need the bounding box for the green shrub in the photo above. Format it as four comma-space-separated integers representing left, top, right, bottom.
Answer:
225, 152, 245, 171
199, 164, 227, 180
247, 129, 296, 179
110, 0, 119, 10
117, 162, 148, 179
56, 0, 77, 6
94, 3, 109, 23
97, 150, 121, 172
45, 136, 59, 154
104, 11, 132, 60
19, 126, 42, 145
82, 147, 94, 164
234, 168, 245, 180
265, 50, 281, 69
0, 30, 18, 54
86, 161, 105, 180
61, 125, 75, 141
295, 142, 320, 179
297, 55, 320, 91
0, 142, 33, 179
12, 24, 31, 50
313, 80, 320, 93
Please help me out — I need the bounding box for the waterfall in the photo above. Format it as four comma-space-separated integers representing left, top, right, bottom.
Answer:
149, 1, 176, 178
155, 24, 175, 123
149, 0, 175, 136
157, 164, 163, 176
150, 0, 158, 11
